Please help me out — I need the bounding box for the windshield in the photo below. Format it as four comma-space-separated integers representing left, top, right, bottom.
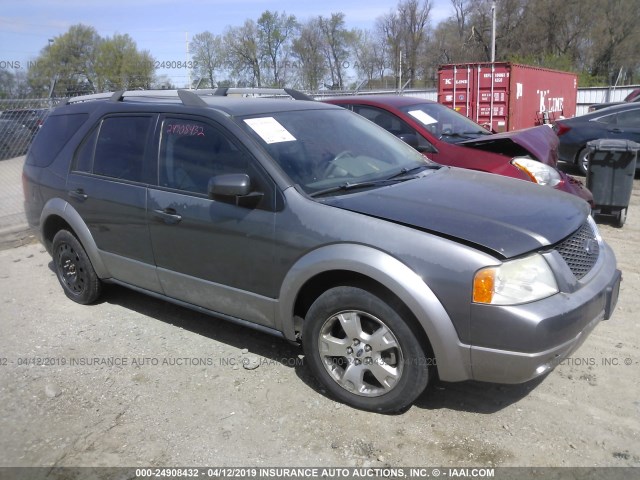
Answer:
239, 108, 435, 195
399, 103, 491, 144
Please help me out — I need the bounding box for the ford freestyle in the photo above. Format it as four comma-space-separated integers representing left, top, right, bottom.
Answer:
23, 89, 621, 412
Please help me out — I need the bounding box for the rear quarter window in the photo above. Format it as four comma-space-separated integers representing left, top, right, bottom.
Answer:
26, 113, 88, 167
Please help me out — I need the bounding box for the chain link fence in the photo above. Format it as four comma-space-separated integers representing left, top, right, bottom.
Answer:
0, 98, 61, 238
0, 98, 58, 160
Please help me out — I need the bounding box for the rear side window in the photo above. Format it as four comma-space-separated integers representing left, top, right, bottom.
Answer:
92, 116, 152, 182
72, 127, 98, 173
26, 113, 88, 167
615, 109, 640, 128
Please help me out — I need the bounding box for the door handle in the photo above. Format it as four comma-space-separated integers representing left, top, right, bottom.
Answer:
68, 189, 88, 201
152, 208, 183, 224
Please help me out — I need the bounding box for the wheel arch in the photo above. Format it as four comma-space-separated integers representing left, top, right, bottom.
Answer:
40, 197, 110, 278
277, 243, 472, 381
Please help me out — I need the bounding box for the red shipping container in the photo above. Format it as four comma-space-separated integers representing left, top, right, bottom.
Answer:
438, 62, 577, 132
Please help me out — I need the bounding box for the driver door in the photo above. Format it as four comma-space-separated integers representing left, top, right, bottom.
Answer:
147, 115, 280, 328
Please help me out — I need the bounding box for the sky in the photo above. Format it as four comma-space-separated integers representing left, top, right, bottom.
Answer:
0, 0, 453, 88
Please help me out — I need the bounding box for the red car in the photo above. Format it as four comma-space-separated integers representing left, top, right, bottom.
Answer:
324, 95, 592, 204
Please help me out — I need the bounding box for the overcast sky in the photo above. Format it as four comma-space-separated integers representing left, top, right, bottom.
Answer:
0, 0, 453, 87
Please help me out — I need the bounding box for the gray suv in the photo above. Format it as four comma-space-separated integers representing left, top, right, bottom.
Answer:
23, 89, 621, 412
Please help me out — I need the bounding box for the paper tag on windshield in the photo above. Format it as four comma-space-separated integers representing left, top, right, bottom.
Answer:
244, 117, 296, 144
408, 110, 437, 126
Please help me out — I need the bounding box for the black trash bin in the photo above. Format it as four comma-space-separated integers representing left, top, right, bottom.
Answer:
586, 139, 639, 227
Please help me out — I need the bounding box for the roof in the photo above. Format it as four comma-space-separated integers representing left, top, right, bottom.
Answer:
324, 94, 436, 107
577, 101, 640, 120
58, 88, 337, 118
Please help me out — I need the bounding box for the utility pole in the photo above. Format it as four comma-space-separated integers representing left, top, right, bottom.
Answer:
490, 1, 496, 63
398, 48, 402, 92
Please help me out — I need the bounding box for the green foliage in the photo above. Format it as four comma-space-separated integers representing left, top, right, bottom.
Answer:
26, 24, 155, 96
95, 34, 155, 90
506, 53, 577, 73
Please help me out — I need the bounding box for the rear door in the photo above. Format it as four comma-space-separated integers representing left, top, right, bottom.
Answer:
66, 113, 162, 292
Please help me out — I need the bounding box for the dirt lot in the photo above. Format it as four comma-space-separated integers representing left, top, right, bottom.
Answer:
0, 178, 638, 470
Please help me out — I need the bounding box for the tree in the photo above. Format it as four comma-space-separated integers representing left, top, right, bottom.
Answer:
352, 29, 388, 86
95, 34, 155, 90
291, 18, 328, 90
0, 71, 16, 98
27, 24, 101, 96
318, 13, 353, 89
257, 11, 298, 87
398, 0, 432, 87
26, 24, 156, 96
189, 31, 224, 88
587, 0, 640, 83
223, 20, 262, 86
376, 10, 403, 88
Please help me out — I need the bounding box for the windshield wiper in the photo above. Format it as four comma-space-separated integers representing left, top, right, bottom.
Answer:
387, 164, 439, 180
309, 164, 440, 198
309, 177, 411, 198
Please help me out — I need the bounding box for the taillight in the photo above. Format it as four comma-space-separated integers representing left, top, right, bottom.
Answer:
553, 122, 571, 136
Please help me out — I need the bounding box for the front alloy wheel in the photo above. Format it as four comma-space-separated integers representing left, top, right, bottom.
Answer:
304, 286, 431, 412
318, 310, 404, 397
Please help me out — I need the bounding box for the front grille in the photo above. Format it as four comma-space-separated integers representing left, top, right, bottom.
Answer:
555, 220, 600, 280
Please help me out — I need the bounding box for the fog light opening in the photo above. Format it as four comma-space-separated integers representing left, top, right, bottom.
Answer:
535, 364, 551, 376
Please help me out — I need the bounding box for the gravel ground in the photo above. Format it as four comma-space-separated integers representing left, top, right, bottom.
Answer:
0, 177, 638, 470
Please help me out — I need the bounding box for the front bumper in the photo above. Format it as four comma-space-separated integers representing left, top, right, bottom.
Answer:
465, 243, 620, 384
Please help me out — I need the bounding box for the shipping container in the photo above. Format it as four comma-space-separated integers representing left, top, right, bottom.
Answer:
438, 62, 577, 132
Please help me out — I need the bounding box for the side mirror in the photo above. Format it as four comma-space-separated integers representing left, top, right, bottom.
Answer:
398, 133, 437, 154
208, 173, 251, 197
208, 173, 263, 208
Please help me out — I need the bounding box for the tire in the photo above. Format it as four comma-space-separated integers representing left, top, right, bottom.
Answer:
303, 286, 431, 412
52, 230, 102, 304
577, 147, 590, 176
616, 208, 627, 228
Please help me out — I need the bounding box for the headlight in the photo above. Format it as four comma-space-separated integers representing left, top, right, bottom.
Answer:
512, 157, 561, 187
473, 254, 559, 305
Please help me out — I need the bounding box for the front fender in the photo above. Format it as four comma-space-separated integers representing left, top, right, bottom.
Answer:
277, 243, 472, 382
40, 197, 111, 279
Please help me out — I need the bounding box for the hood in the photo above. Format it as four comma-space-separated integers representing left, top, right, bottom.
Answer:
458, 125, 559, 166
324, 168, 588, 259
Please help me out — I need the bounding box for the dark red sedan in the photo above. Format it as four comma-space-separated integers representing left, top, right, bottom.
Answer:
324, 95, 592, 204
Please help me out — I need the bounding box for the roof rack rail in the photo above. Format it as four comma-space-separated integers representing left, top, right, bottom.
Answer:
66, 89, 182, 105
65, 87, 313, 106
211, 87, 313, 101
